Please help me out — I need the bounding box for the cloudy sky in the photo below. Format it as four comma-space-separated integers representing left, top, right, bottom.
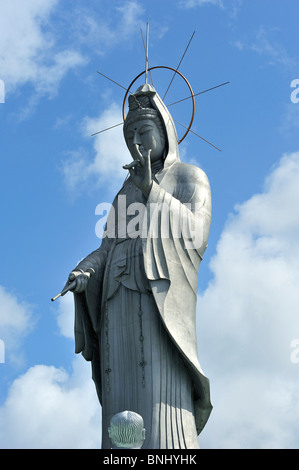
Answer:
0, 0, 298, 449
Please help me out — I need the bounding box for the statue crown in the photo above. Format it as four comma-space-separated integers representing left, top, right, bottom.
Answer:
128, 93, 153, 111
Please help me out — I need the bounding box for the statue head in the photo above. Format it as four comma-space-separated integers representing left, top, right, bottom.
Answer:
123, 85, 167, 163
108, 410, 146, 449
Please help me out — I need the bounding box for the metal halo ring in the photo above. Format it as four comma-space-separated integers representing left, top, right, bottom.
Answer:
122, 65, 195, 144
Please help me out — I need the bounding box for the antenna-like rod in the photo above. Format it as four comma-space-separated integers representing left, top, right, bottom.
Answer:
140, 28, 154, 86
91, 122, 124, 136
167, 81, 230, 107
163, 30, 195, 101
97, 71, 128, 91
145, 22, 149, 84
173, 118, 222, 152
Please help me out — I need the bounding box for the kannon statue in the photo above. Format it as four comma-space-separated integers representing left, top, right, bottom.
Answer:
65, 83, 212, 449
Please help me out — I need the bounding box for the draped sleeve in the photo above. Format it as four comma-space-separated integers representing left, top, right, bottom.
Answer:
142, 163, 213, 434
73, 235, 112, 360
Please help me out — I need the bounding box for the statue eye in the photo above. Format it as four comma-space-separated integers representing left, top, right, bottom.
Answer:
139, 126, 153, 135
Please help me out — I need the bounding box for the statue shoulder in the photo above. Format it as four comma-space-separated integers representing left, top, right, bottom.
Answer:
171, 161, 210, 188
162, 161, 211, 210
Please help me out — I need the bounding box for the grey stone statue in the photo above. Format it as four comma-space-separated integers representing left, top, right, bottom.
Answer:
66, 83, 212, 449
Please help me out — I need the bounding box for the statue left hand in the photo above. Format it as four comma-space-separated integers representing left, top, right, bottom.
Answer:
123, 146, 152, 198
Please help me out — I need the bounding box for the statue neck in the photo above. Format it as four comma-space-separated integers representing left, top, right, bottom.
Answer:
151, 158, 164, 175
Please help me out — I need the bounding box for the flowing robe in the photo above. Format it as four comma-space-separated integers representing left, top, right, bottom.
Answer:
73, 160, 212, 449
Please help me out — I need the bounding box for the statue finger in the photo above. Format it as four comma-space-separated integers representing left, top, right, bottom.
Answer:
68, 270, 82, 282
75, 275, 88, 293
134, 144, 145, 166
123, 160, 138, 169
146, 149, 152, 167
127, 168, 138, 185
137, 154, 145, 166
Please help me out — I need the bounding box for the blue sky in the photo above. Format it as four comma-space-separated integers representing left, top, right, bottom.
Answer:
0, 0, 298, 449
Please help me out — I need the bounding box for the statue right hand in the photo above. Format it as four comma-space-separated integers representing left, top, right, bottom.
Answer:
123, 147, 152, 198
67, 270, 90, 293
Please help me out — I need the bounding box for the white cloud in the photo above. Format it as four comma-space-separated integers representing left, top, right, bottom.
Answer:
179, 0, 224, 8
0, 357, 101, 449
233, 26, 297, 71
62, 103, 130, 194
197, 151, 299, 448
0, 286, 35, 366
0, 0, 86, 97
251, 27, 297, 69
201, 373, 299, 448
0, 285, 101, 449
0, 0, 147, 109
56, 293, 75, 340
115, 1, 146, 40
67, 1, 145, 53
178, 0, 243, 19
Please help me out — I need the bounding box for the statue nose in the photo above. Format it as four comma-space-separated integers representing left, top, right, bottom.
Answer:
133, 131, 141, 145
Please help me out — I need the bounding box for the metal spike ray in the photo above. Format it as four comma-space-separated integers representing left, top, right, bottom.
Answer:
145, 22, 149, 85
167, 81, 230, 107
91, 122, 124, 136
96, 71, 128, 91
94, 28, 227, 151
140, 28, 154, 86
162, 30, 196, 101
173, 119, 222, 152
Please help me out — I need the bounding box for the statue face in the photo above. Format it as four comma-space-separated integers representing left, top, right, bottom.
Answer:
125, 119, 165, 162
